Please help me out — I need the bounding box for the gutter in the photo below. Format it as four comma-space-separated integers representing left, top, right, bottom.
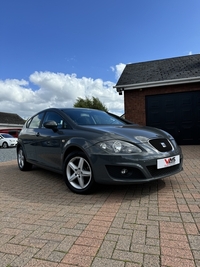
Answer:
0, 123, 24, 129
113, 76, 200, 93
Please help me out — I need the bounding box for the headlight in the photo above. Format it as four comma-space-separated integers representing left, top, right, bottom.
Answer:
99, 140, 142, 154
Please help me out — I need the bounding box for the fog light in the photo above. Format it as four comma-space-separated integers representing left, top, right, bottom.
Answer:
121, 168, 128, 175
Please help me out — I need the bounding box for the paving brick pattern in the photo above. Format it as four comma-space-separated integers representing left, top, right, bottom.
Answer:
0, 146, 199, 267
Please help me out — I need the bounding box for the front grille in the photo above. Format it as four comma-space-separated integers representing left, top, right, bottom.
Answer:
149, 138, 172, 152
147, 163, 181, 178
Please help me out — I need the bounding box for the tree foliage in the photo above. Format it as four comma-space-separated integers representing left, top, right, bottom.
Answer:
74, 96, 108, 112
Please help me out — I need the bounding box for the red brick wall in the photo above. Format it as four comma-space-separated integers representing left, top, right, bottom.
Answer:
124, 82, 200, 125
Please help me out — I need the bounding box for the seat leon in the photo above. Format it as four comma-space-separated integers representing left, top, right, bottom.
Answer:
17, 108, 183, 194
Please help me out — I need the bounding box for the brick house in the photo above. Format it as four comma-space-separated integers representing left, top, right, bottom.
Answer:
114, 54, 200, 145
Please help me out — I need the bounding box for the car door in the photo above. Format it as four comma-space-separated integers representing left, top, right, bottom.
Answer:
34, 111, 71, 171
22, 112, 45, 162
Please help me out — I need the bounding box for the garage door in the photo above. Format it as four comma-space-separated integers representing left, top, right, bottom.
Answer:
146, 91, 200, 145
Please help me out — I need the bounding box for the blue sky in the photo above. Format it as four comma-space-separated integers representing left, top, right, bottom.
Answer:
0, 0, 199, 118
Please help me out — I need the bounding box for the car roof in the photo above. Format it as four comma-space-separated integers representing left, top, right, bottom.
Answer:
41, 107, 106, 113
62, 107, 103, 111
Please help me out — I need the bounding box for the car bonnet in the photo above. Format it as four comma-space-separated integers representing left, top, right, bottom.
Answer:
82, 124, 171, 144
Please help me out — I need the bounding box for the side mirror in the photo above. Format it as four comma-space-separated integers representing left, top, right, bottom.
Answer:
43, 120, 58, 130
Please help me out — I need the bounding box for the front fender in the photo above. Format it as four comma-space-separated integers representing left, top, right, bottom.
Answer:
62, 137, 93, 165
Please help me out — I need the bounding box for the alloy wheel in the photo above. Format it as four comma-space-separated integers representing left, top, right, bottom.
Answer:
66, 156, 92, 190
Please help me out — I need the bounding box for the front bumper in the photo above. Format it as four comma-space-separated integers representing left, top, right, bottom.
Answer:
90, 148, 183, 184
10, 142, 18, 147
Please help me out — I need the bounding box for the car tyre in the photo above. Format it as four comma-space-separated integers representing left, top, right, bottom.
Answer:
2, 142, 8, 148
63, 151, 96, 194
17, 146, 32, 171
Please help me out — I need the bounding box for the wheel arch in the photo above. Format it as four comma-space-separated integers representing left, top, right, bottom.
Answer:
16, 143, 29, 163
17, 143, 24, 154
2, 141, 8, 147
17, 141, 26, 153
63, 145, 89, 164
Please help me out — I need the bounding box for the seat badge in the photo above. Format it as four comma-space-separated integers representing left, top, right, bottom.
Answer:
160, 142, 167, 148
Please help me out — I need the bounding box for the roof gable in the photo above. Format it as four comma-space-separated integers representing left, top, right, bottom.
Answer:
0, 112, 25, 124
115, 54, 200, 90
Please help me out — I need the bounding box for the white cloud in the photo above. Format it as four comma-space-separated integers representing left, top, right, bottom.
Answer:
111, 63, 126, 79
0, 66, 125, 119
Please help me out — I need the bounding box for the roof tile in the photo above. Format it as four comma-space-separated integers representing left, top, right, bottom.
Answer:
0, 112, 25, 124
116, 54, 200, 86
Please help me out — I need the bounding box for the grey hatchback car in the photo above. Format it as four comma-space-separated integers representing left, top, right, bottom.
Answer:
17, 108, 183, 194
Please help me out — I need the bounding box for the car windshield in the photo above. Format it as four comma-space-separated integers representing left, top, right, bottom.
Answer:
62, 109, 126, 125
1, 133, 14, 138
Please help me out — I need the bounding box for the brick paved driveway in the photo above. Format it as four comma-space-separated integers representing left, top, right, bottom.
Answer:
0, 146, 199, 267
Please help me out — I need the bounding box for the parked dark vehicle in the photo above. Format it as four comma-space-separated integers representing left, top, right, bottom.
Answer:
17, 108, 183, 194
